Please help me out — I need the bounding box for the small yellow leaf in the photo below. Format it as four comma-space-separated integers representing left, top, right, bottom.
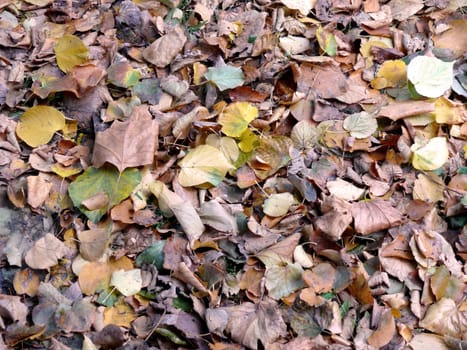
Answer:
110, 269, 142, 296
434, 97, 466, 124
54, 34, 89, 73
103, 301, 137, 328
372, 60, 407, 89
219, 102, 258, 137
178, 145, 233, 187
16, 106, 66, 147
412, 137, 449, 171
238, 128, 258, 152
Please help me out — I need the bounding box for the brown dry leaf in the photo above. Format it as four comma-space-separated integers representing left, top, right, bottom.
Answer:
430, 265, 464, 302
432, 19, 467, 59
347, 262, 374, 305
4, 323, 46, 347
367, 309, 396, 348
81, 192, 109, 211
413, 173, 445, 203
409, 333, 450, 350
206, 298, 287, 350
327, 178, 365, 201
150, 181, 204, 246
302, 263, 336, 294
27, 175, 52, 208
13, 268, 40, 297
92, 110, 158, 172
78, 229, 109, 262
378, 100, 435, 121
142, 26, 187, 68
351, 199, 402, 235
295, 63, 348, 98
56, 298, 96, 333
419, 298, 467, 338
25, 233, 69, 270
0, 295, 28, 323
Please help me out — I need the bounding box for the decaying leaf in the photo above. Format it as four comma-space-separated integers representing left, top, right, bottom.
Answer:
150, 181, 204, 246
25, 233, 68, 270
92, 111, 158, 172
419, 298, 467, 338
264, 260, 304, 299
351, 199, 402, 235
206, 298, 287, 349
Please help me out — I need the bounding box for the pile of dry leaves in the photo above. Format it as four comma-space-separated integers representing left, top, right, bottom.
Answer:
0, 0, 466, 349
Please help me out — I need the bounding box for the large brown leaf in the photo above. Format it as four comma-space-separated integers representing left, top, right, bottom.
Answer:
92, 107, 158, 172
206, 298, 287, 350
351, 199, 402, 235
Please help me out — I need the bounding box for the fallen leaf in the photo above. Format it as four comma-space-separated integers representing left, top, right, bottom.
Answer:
279, 36, 311, 55
249, 136, 292, 179
103, 300, 137, 328
432, 19, 467, 59
92, 112, 158, 172
16, 106, 66, 147
206, 298, 287, 350
68, 165, 141, 223
0, 295, 28, 323
205, 65, 245, 91
371, 59, 407, 89
54, 34, 89, 73
280, 0, 315, 16
343, 112, 377, 139
327, 178, 365, 201
107, 61, 141, 88
351, 199, 402, 235
291, 120, 320, 151
367, 309, 396, 348
316, 26, 337, 56
110, 269, 142, 296
407, 56, 454, 98
419, 298, 467, 338
263, 192, 296, 217
178, 145, 233, 187
27, 175, 52, 208
302, 263, 335, 294
143, 26, 187, 68
78, 229, 109, 261
218, 101, 258, 137
411, 137, 449, 171
150, 181, 204, 246
13, 268, 40, 297
25, 233, 68, 270
264, 260, 304, 299
409, 333, 450, 350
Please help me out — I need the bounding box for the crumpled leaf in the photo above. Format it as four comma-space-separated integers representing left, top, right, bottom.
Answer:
407, 56, 454, 98
351, 199, 402, 235
150, 181, 204, 246
143, 26, 187, 68
110, 269, 142, 296
205, 65, 245, 91
68, 166, 141, 223
25, 233, 68, 270
411, 137, 449, 171
249, 136, 292, 179
263, 192, 297, 217
178, 145, 233, 187
206, 298, 287, 350
16, 106, 66, 147
419, 298, 467, 338
54, 34, 89, 73
343, 112, 377, 139
218, 102, 258, 138
92, 112, 158, 172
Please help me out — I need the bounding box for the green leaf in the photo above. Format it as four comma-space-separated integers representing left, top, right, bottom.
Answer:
204, 65, 245, 91
407, 56, 454, 98
172, 296, 193, 312
343, 112, 377, 139
316, 26, 337, 56
54, 34, 89, 73
135, 241, 166, 270
68, 165, 141, 222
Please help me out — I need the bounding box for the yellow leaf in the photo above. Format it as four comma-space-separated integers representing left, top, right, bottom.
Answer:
372, 60, 407, 89
178, 145, 233, 187
434, 97, 466, 124
238, 128, 258, 152
206, 134, 239, 164
412, 137, 449, 171
103, 301, 137, 328
16, 106, 66, 147
54, 34, 89, 73
263, 193, 296, 217
219, 102, 258, 137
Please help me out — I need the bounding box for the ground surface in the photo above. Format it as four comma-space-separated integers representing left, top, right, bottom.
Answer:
0, 0, 466, 349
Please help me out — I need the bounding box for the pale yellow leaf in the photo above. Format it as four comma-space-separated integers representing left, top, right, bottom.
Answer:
178, 145, 233, 187
16, 106, 66, 147
411, 137, 449, 170
263, 193, 296, 217
110, 269, 142, 296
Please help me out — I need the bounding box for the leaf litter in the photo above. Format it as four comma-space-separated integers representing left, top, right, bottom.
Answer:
0, 0, 466, 349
